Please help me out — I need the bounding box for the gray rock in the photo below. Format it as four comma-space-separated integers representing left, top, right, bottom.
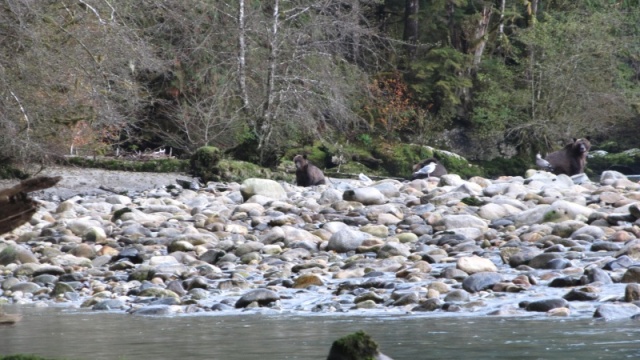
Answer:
235, 289, 280, 308
462, 272, 502, 293
10, 282, 41, 293
621, 267, 640, 283
528, 253, 562, 269
444, 289, 470, 303
377, 242, 411, 258
343, 187, 387, 205
625, 284, 640, 302
0, 246, 38, 265
327, 228, 370, 253
456, 255, 498, 274
594, 303, 640, 320
93, 299, 126, 311
240, 178, 287, 201
524, 298, 569, 312
130, 305, 179, 316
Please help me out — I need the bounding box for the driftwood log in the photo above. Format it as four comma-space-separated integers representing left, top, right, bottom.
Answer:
0, 176, 61, 235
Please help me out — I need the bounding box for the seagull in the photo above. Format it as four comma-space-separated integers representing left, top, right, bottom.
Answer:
413, 162, 437, 178
358, 173, 373, 185
536, 153, 554, 171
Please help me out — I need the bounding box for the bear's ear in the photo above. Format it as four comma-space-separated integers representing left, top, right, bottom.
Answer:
303, 154, 308, 159
585, 136, 591, 141
572, 138, 577, 143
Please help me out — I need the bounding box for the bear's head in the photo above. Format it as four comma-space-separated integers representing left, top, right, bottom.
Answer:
572, 137, 591, 155
293, 154, 308, 170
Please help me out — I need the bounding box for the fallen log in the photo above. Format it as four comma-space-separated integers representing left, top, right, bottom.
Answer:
0, 176, 62, 235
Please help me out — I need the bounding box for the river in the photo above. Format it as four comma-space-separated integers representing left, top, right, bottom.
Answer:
1, 306, 640, 359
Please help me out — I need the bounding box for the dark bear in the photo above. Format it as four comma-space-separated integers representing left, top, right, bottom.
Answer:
544, 137, 591, 176
293, 154, 326, 186
411, 158, 448, 180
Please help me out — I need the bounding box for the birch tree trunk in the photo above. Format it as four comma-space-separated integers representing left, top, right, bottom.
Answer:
257, 0, 280, 164
237, 0, 250, 112
498, 0, 506, 40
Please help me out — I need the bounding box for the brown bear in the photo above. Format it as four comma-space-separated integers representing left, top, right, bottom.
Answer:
293, 154, 326, 186
411, 158, 448, 180
544, 137, 591, 176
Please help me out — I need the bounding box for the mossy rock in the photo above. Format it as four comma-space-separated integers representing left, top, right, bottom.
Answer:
217, 159, 294, 183
585, 149, 640, 176
284, 140, 380, 171
190, 146, 222, 182
327, 330, 383, 360
0, 246, 18, 266
461, 196, 484, 206
373, 143, 481, 179
64, 156, 187, 172
476, 156, 530, 178
111, 208, 132, 222
283, 142, 329, 169
325, 161, 390, 179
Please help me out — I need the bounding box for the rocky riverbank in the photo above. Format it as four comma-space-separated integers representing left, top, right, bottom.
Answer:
2, 167, 640, 320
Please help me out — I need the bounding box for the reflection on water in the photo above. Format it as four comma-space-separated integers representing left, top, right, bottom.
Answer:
1, 306, 640, 359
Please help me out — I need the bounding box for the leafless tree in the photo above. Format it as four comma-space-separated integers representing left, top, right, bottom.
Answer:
0, 0, 160, 164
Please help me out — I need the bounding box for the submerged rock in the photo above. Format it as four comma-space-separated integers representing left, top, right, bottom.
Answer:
327, 330, 393, 360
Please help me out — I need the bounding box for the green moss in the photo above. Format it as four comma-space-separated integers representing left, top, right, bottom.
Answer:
0, 246, 17, 265
111, 208, 132, 222
586, 149, 640, 176
190, 146, 222, 182
64, 157, 188, 173
440, 154, 483, 179
461, 196, 484, 206
327, 330, 380, 360
283, 142, 329, 168
371, 143, 431, 177
476, 157, 529, 178
543, 210, 566, 222
216, 159, 293, 183
372, 143, 483, 179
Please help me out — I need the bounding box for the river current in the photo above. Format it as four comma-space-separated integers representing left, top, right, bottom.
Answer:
1, 305, 640, 359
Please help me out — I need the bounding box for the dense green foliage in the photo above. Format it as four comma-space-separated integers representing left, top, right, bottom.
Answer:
0, 0, 638, 176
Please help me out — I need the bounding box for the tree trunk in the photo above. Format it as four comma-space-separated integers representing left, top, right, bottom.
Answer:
471, 5, 493, 72
526, 0, 539, 27
237, 0, 250, 112
402, 0, 419, 60
257, 0, 279, 164
498, 0, 506, 40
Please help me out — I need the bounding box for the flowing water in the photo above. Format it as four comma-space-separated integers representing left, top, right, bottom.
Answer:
2, 306, 640, 359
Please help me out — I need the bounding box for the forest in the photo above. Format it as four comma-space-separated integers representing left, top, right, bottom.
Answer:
0, 0, 639, 177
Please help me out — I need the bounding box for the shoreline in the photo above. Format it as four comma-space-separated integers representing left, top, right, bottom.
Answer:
1, 167, 640, 320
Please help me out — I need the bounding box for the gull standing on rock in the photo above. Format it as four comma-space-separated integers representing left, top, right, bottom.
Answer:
536, 153, 554, 172
413, 162, 437, 178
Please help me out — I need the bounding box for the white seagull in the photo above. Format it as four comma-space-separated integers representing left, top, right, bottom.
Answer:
535, 153, 553, 171
413, 162, 437, 178
358, 173, 373, 185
